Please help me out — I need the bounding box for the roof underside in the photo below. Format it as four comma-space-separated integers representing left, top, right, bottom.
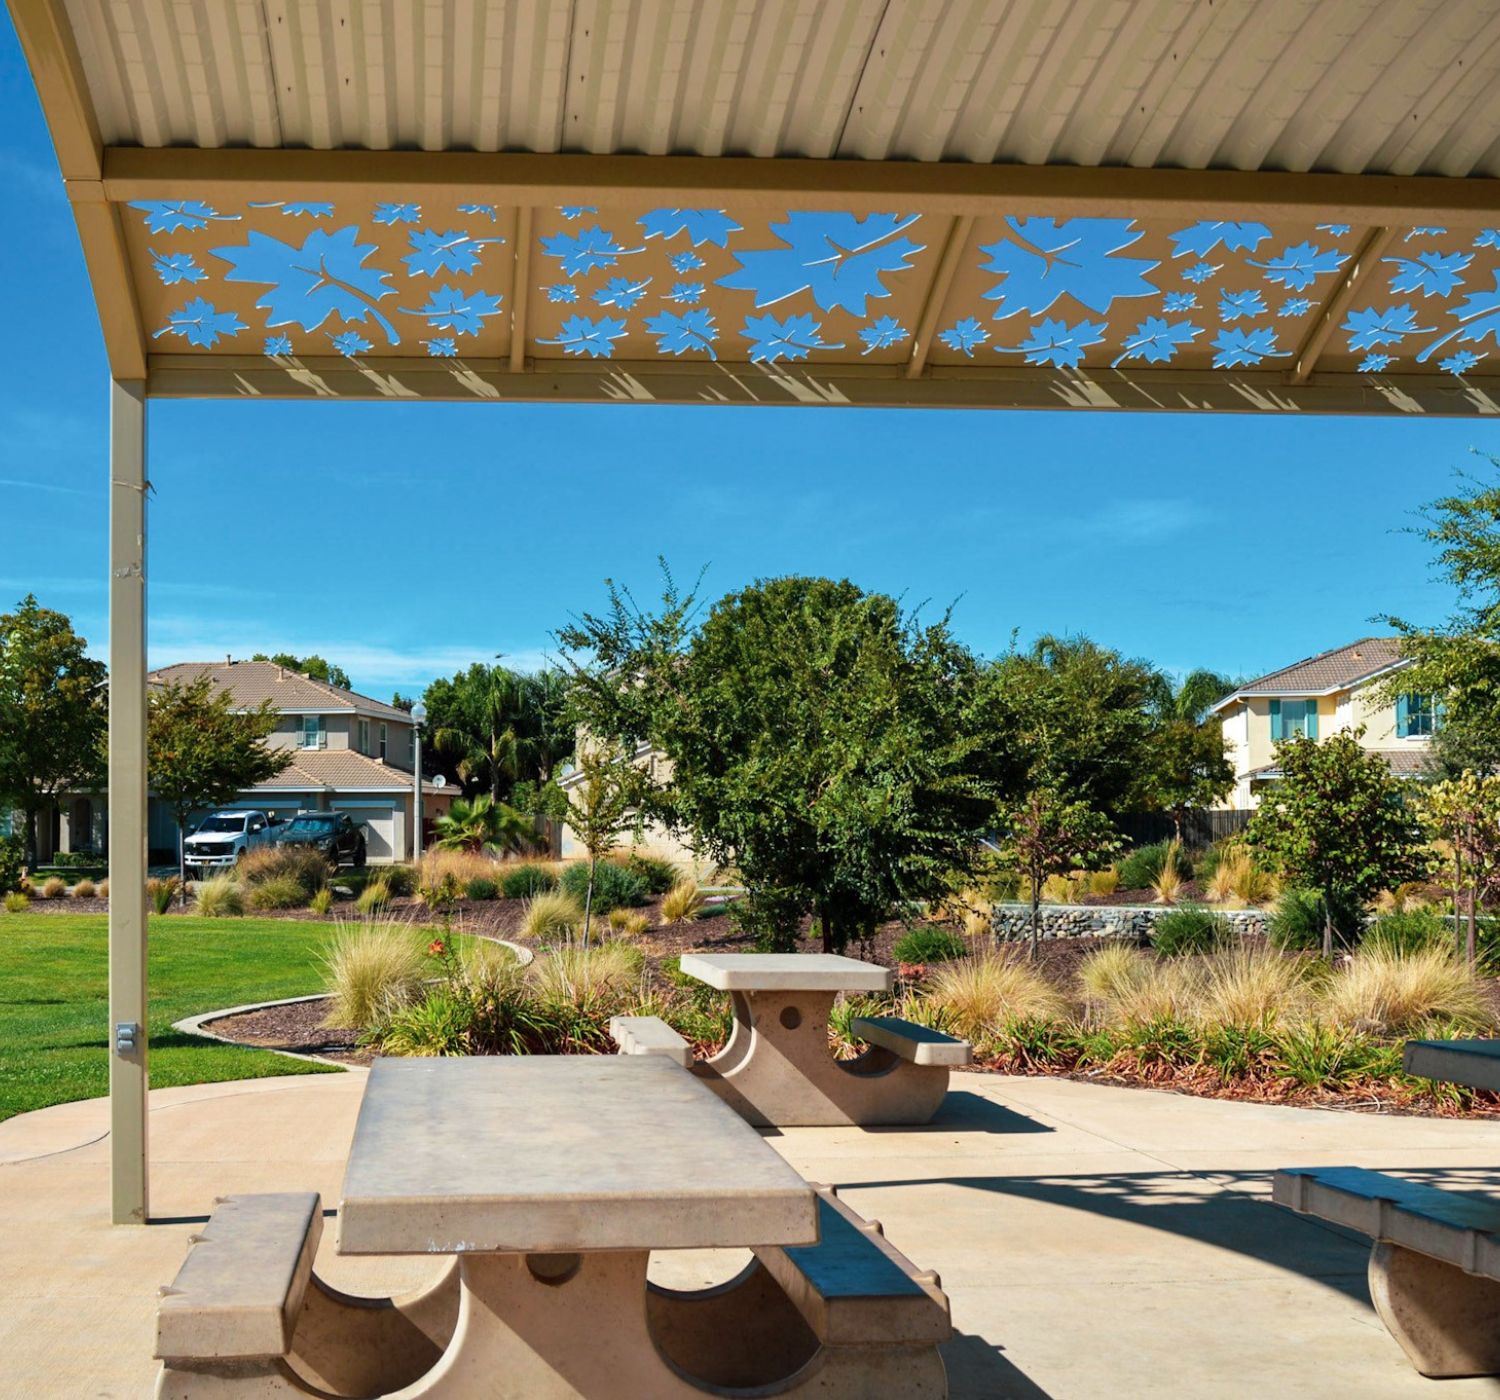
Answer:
14, 0, 1500, 414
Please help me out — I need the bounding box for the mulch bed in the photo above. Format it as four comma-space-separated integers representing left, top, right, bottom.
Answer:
205, 996, 371, 1066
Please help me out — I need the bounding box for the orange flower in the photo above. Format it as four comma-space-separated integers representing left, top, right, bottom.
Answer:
427, 939, 446, 956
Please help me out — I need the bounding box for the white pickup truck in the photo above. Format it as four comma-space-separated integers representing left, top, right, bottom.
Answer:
182, 810, 277, 875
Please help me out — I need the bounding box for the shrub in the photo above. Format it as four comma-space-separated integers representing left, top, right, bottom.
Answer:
924, 955, 1067, 1041
70, 878, 96, 899
1079, 945, 1195, 1025
355, 880, 390, 915
248, 875, 308, 910
39, 877, 66, 900
375, 990, 475, 1056
195, 875, 245, 918
1321, 946, 1490, 1035
1364, 908, 1449, 957
500, 862, 558, 899
1267, 888, 1326, 952
1118, 840, 1193, 891
659, 880, 705, 924
1195, 945, 1313, 1029
309, 887, 333, 915
418, 871, 463, 909
239, 845, 330, 897
322, 919, 427, 1029
1090, 868, 1120, 897
521, 890, 582, 941
383, 864, 417, 896
0, 835, 23, 895
620, 851, 679, 895
891, 926, 967, 965
560, 859, 648, 914
1151, 906, 1231, 957
148, 877, 179, 915
3, 891, 29, 913
466, 876, 499, 901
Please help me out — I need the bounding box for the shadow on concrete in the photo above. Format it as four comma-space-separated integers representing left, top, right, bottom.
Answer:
853, 1168, 1383, 1306
868, 1090, 1054, 1136
943, 1329, 1057, 1399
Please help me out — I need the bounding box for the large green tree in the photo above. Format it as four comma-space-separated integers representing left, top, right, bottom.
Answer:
423, 664, 573, 803
1139, 718, 1235, 841
148, 676, 291, 896
251, 652, 352, 690
0, 596, 106, 865
981, 634, 1167, 817
1245, 729, 1428, 957
1380, 457, 1500, 775
561, 571, 1006, 953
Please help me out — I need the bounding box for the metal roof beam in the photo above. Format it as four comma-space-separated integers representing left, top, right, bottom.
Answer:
103, 148, 1500, 225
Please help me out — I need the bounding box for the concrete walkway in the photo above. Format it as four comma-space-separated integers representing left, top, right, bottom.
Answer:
4, 1069, 1500, 1399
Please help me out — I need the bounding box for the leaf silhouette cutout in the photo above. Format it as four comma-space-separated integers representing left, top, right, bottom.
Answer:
213, 226, 400, 344
637, 210, 742, 248
1248, 242, 1346, 290
1417, 273, 1500, 363
1342, 305, 1432, 351
539, 226, 643, 278
1111, 317, 1201, 367
150, 249, 207, 286
592, 277, 653, 310
938, 318, 989, 357
644, 309, 719, 359
538, 314, 627, 358
373, 202, 422, 225
1383, 249, 1472, 298
741, 313, 844, 364
718, 213, 924, 316
130, 200, 240, 234
858, 315, 909, 354
1168, 221, 1271, 259
399, 285, 504, 336
153, 298, 247, 348
666, 282, 705, 305
1211, 326, 1288, 368
997, 317, 1107, 369
403, 229, 505, 278
980, 218, 1157, 321
1218, 288, 1267, 322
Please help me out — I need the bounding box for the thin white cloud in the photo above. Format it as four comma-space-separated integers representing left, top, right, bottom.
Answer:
1074, 499, 1207, 542
0, 476, 92, 498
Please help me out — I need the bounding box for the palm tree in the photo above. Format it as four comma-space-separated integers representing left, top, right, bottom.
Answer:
433, 794, 535, 855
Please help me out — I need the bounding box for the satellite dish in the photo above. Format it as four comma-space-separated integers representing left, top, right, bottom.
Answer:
433, 774, 446, 788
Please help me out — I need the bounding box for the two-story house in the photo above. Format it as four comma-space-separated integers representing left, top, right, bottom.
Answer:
49, 659, 452, 864
1210, 637, 1437, 811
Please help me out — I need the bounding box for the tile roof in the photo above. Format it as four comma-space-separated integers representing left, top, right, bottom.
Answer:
1250, 748, 1434, 781
1212, 638, 1408, 712
148, 660, 412, 722
253, 748, 449, 796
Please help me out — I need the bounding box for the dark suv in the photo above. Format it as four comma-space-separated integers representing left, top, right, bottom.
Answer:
272, 811, 367, 868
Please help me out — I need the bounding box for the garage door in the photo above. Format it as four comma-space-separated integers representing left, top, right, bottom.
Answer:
337, 804, 396, 863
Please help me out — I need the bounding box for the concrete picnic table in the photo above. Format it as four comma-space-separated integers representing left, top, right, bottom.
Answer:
1403, 1037, 1500, 1091
680, 953, 971, 1128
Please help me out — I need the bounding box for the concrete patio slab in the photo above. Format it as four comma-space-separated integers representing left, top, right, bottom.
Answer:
5, 1066, 1500, 1398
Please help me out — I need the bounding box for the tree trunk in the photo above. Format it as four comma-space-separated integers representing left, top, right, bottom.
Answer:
1468, 881, 1479, 968
1322, 898, 1333, 962
1455, 858, 1466, 962
581, 854, 596, 947
23, 805, 39, 871
1029, 879, 1041, 961
821, 903, 834, 955
178, 816, 190, 906
1173, 810, 1183, 843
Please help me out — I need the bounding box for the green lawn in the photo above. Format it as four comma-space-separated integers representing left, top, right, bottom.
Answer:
0, 913, 348, 1122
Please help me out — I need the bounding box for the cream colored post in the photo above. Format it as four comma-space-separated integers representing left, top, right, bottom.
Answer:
109, 377, 148, 1224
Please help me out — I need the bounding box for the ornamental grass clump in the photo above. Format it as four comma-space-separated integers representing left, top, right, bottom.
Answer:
308, 887, 333, 915
354, 880, 390, 915
238, 844, 331, 897
1078, 944, 1195, 1026
1150, 843, 1187, 906
606, 907, 650, 937
923, 955, 1067, 1043
248, 875, 308, 910
658, 880, 705, 924
148, 877, 179, 914
1193, 944, 1314, 1029
195, 875, 245, 918
3, 891, 28, 913
528, 942, 643, 1051
1150, 906, 1232, 957
321, 918, 427, 1029
1320, 945, 1490, 1036
520, 890, 582, 941
70, 878, 96, 899
39, 877, 66, 900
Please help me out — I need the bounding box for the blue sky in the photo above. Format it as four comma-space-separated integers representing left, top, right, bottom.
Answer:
0, 17, 1493, 703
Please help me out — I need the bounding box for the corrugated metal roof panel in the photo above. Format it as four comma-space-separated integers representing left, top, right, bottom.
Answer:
60, 0, 1500, 176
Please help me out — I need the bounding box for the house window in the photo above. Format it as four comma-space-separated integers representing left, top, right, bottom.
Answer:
1270, 698, 1318, 741
357, 719, 370, 753
379, 723, 388, 761
301, 715, 323, 749
1397, 693, 1438, 738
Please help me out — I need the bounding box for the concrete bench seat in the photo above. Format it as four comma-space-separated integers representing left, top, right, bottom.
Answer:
1274, 1166, 1500, 1377
156, 1192, 322, 1364
610, 1014, 692, 1068
850, 1016, 972, 1068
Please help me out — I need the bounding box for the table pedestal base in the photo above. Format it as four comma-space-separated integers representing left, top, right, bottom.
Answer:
1370, 1241, 1500, 1377
158, 1249, 947, 1398
693, 990, 952, 1126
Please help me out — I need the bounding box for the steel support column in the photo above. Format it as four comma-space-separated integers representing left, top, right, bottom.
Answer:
108, 377, 147, 1225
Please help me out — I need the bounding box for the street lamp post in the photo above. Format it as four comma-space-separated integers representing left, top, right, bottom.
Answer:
412, 702, 426, 865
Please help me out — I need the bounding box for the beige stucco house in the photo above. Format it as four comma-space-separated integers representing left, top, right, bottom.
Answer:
1210, 638, 1436, 811
557, 740, 706, 876
50, 659, 451, 864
